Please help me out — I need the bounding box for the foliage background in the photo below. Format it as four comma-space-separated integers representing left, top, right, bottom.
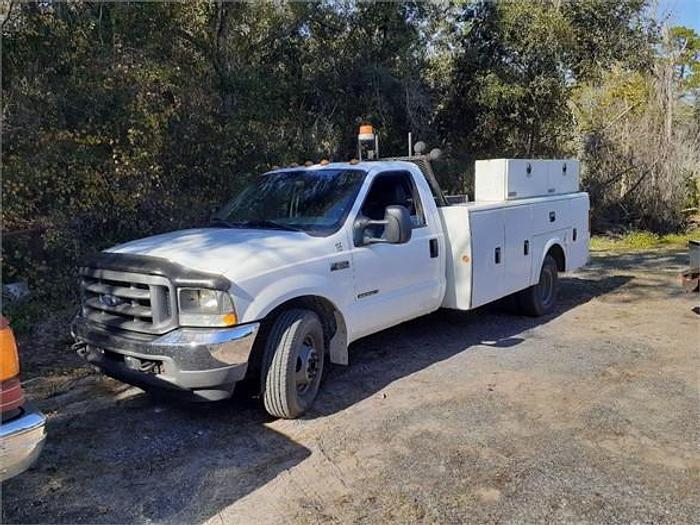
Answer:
1, 0, 699, 308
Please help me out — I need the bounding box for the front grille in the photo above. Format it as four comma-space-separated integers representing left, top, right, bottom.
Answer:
80, 268, 177, 334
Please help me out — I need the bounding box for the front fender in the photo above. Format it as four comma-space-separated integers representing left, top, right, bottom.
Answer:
239, 273, 346, 320
232, 271, 352, 364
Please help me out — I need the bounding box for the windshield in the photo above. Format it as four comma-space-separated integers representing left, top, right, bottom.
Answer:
213, 169, 366, 236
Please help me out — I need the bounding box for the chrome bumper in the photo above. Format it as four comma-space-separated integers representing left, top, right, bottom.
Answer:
0, 409, 47, 482
72, 317, 260, 401
150, 324, 260, 366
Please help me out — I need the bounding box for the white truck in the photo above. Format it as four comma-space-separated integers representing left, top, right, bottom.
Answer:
72, 150, 589, 418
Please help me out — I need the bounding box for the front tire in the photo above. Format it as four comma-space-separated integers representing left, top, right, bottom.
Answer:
518, 254, 559, 316
262, 309, 325, 419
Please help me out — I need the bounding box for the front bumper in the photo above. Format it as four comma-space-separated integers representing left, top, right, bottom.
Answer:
0, 409, 47, 482
72, 317, 259, 401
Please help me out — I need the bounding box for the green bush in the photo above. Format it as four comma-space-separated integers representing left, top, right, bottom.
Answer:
2, 1, 697, 319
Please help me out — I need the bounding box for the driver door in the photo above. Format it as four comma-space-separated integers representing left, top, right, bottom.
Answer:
348, 170, 442, 339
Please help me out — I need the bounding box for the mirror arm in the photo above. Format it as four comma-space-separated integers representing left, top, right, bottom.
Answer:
357, 218, 389, 246
363, 236, 390, 244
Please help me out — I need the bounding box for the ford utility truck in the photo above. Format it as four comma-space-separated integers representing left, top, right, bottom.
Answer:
72, 153, 589, 418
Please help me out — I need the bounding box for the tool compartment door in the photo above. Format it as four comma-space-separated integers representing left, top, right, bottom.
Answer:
469, 208, 506, 308
531, 198, 572, 235
567, 193, 589, 270
503, 204, 533, 295
547, 159, 580, 195
505, 160, 548, 200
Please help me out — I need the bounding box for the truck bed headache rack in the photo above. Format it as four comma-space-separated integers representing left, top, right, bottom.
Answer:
386, 156, 449, 207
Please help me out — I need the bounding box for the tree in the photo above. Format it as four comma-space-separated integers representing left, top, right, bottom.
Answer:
1, 0, 694, 302
668, 25, 700, 91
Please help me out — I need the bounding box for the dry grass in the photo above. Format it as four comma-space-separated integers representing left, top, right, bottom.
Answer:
591, 227, 700, 251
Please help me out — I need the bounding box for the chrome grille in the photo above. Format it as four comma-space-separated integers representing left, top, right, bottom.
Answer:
80, 268, 177, 334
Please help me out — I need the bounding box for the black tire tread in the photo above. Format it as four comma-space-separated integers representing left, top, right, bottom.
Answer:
262, 309, 322, 419
518, 254, 559, 317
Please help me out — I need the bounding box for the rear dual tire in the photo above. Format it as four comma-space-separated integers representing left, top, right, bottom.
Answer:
518, 254, 559, 316
262, 309, 325, 419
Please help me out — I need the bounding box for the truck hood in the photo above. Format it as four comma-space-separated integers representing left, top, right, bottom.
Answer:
107, 228, 325, 281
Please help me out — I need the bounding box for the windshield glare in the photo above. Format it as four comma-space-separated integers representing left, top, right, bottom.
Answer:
214, 169, 366, 235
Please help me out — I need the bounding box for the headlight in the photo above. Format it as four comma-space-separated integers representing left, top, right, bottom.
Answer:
177, 288, 237, 327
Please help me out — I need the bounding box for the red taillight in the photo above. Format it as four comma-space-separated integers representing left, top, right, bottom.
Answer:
0, 377, 25, 414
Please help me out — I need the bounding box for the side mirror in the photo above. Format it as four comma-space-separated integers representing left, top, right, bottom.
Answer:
354, 205, 412, 246
383, 205, 412, 243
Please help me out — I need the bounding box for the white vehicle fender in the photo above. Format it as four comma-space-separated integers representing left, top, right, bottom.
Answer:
236, 272, 350, 364
531, 235, 567, 284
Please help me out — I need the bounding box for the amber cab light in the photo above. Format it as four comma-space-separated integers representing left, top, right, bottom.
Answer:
0, 316, 20, 382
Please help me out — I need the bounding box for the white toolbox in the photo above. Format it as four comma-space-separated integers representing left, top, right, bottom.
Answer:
475, 159, 579, 201
546, 159, 580, 195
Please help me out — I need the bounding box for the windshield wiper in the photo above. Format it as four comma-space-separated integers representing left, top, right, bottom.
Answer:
233, 220, 303, 232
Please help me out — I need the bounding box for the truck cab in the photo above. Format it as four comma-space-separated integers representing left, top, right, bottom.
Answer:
72, 157, 588, 418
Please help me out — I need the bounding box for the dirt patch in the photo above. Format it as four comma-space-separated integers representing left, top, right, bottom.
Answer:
2, 248, 698, 524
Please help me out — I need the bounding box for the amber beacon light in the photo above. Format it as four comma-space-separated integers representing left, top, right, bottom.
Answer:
357, 123, 379, 160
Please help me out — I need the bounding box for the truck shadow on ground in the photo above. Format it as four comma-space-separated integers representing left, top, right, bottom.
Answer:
312, 274, 632, 419
2, 274, 631, 525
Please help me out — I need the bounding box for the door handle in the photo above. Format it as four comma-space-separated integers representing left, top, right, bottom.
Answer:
429, 238, 439, 258
495, 247, 501, 264
524, 240, 529, 256
549, 211, 556, 222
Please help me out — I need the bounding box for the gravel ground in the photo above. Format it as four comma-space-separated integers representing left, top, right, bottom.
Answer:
2, 248, 698, 524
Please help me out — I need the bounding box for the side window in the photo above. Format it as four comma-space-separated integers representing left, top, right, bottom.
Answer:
360, 171, 426, 228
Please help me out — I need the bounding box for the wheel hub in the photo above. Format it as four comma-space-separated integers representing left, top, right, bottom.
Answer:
296, 337, 319, 393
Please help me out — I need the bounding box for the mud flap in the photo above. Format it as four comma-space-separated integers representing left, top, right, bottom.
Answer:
329, 310, 348, 365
